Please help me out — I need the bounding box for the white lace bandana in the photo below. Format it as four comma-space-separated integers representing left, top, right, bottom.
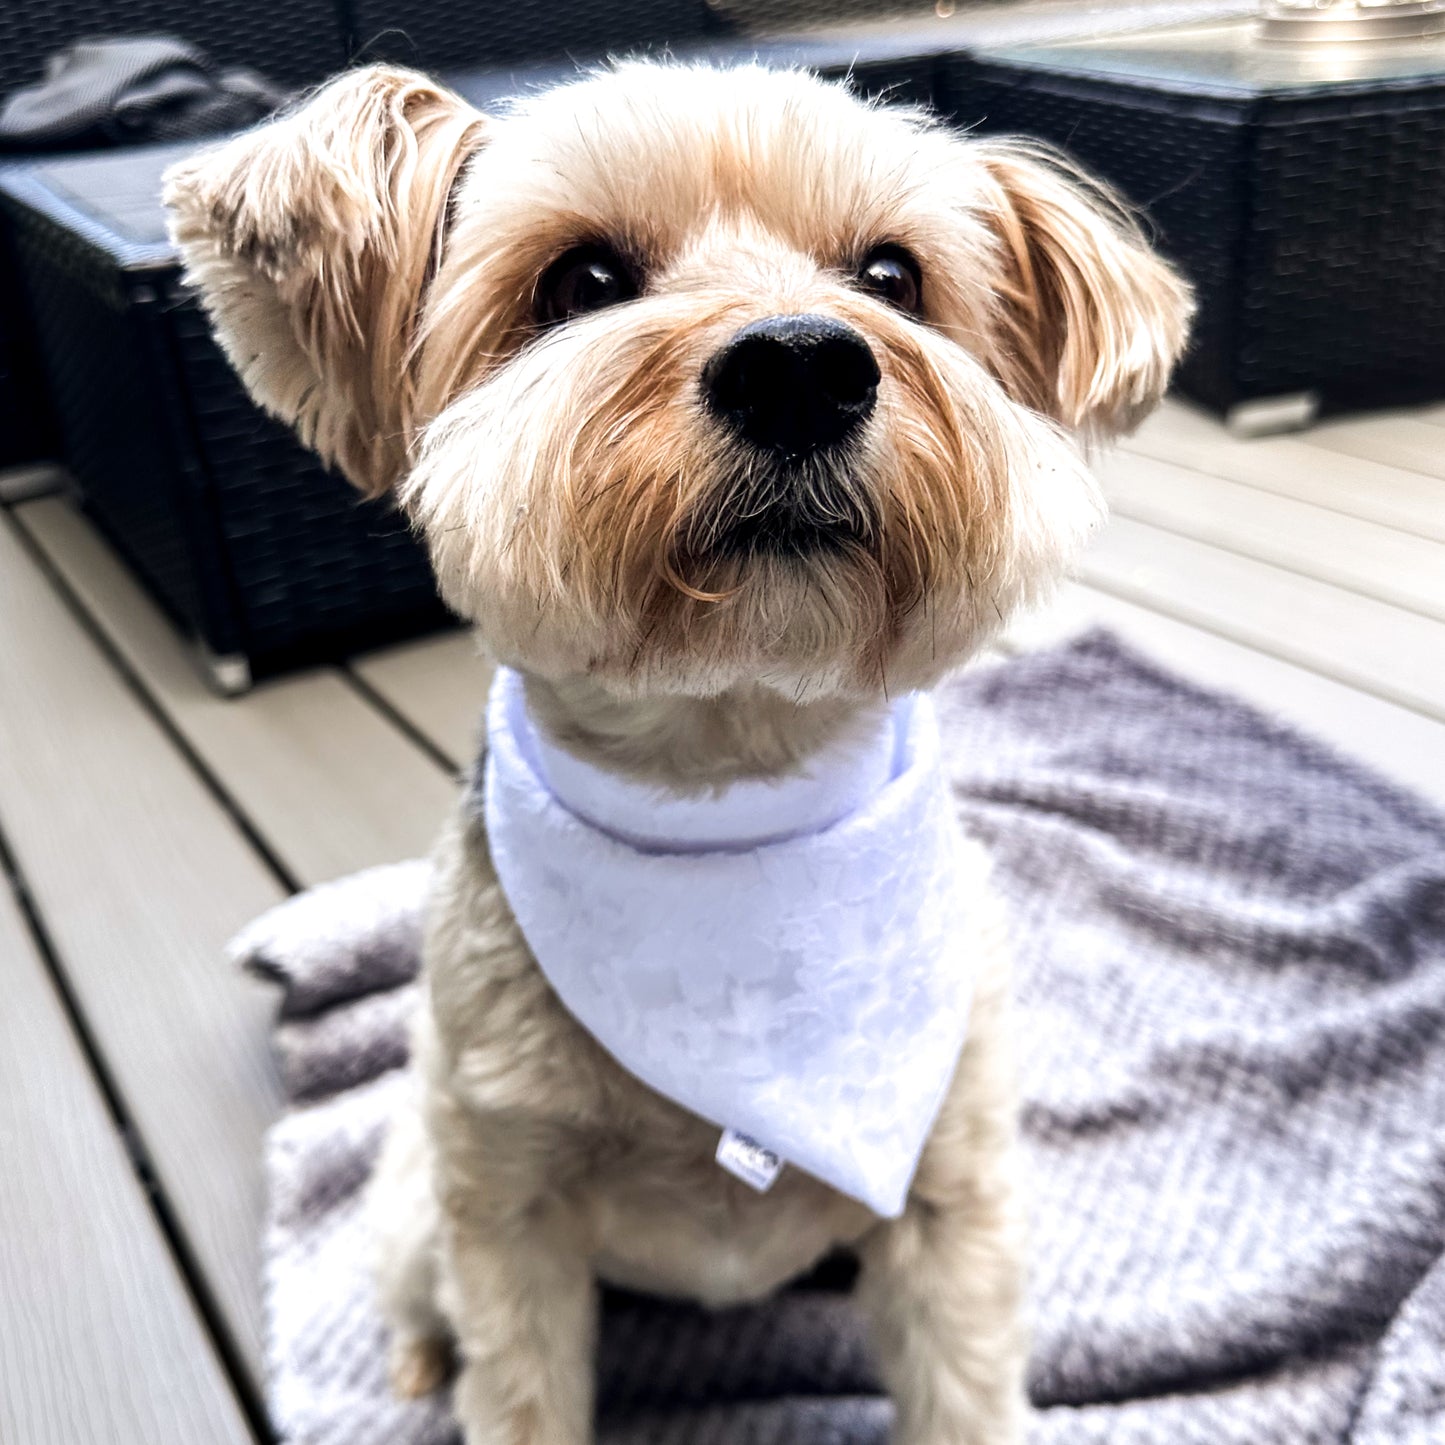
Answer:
479, 667, 975, 1218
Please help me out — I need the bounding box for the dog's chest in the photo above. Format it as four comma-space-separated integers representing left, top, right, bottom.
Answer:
454, 963, 877, 1303
586, 1134, 876, 1306
431, 815, 881, 1301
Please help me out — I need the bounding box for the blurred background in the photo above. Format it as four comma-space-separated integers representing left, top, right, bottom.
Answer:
1, 3, 1441, 1443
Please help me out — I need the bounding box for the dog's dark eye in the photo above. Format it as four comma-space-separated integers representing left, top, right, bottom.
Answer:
856, 245, 922, 316
536, 244, 638, 326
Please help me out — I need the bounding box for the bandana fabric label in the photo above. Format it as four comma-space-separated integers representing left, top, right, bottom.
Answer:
480, 667, 975, 1218
716, 1129, 785, 1192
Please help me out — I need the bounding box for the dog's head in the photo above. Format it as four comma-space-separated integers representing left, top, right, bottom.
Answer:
166, 62, 1190, 699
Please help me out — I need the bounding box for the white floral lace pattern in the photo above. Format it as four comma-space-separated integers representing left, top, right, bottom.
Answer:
484, 669, 979, 1218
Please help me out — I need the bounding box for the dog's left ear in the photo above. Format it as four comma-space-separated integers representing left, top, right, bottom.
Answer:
971, 141, 1193, 438
164, 66, 486, 495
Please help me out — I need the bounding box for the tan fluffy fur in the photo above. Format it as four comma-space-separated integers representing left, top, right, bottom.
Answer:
166, 60, 1190, 1444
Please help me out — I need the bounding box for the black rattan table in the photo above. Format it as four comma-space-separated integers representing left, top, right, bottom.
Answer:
0, 145, 454, 690
947, 17, 1445, 432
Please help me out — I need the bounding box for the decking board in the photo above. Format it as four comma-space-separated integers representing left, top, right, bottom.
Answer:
1305, 414, 1445, 483
1079, 516, 1445, 721
1123, 401, 1445, 542
0, 875, 256, 1445
17, 497, 456, 887
350, 630, 493, 773
1098, 450, 1445, 622
0, 512, 281, 1391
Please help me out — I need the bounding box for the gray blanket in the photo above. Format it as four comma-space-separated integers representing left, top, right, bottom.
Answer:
233, 633, 1445, 1445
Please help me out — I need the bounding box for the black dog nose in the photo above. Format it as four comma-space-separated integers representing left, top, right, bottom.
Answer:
703, 314, 880, 461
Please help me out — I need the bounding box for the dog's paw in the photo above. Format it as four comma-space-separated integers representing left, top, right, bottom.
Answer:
388, 1334, 453, 1399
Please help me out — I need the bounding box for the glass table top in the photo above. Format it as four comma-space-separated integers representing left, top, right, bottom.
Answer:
984, 16, 1445, 95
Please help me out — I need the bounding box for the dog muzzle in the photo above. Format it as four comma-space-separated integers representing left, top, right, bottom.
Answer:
476, 666, 979, 1218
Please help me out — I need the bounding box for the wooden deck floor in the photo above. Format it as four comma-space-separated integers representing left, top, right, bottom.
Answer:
1, 397, 1442, 1440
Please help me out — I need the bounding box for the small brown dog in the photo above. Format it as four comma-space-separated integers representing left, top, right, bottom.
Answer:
167, 61, 1188, 1445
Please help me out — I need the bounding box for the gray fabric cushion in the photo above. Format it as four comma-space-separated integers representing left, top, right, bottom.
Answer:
0, 37, 286, 151
235, 633, 1445, 1444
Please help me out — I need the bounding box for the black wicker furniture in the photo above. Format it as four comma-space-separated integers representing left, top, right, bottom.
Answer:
445, 32, 945, 118
349, 0, 710, 73
946, 17, 1445, 430
0, 0, 351, 467
0, 144, 453, 690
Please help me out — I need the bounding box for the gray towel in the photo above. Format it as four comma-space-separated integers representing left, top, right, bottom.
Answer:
233, 633, 1445, 1445
0, 38, 287, 152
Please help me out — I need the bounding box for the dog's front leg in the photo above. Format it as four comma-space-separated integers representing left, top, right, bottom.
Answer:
857, 1186, 1027, 1445
855, 944, 1028, 1445
437, 1167, 597, 1445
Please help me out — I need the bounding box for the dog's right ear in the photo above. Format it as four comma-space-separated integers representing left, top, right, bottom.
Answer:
970, 140, 1192, 441
164, 67, 486, 496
